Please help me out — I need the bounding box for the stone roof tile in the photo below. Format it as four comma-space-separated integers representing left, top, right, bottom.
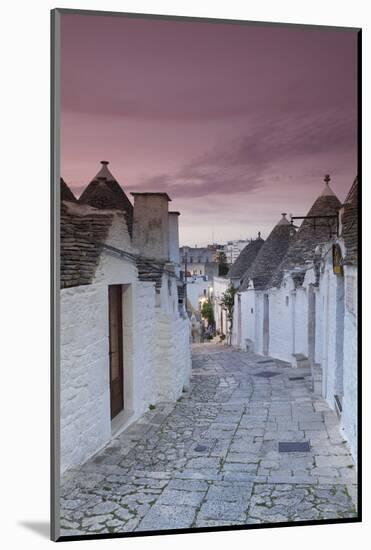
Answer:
341, 176, 358, 265
240, 214, 295, 291
60, 177, 77, 202
227, 235, 264, 280
60, 202, 114, 289
78, 161, 134, 234
270, 178, 341, 287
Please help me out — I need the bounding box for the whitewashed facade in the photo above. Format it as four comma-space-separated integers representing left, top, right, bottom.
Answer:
60, 170, 191, 474
213, 276, 229, 337
231, 177, 358, 459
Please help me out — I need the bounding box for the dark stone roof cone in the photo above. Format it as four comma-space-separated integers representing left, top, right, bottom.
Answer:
60, 177, 77, 202
79, 161, 134, 234
227, 233, 265, 280
341, 176, 358, 266
240, 214, 295, 291
270, 175, 342, 287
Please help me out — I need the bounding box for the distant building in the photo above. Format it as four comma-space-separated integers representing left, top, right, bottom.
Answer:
179, 245, 218, 279
225, 239, 252, 264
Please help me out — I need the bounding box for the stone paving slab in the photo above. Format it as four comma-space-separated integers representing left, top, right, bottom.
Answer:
60, 344, 357, 536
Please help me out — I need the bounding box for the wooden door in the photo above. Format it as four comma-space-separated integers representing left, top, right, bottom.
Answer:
108, 285, 124, 419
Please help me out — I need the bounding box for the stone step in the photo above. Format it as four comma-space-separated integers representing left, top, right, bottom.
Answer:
311, 363, 323, 394
291, 353, 311, 369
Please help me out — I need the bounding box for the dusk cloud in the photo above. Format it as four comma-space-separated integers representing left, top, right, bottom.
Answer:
135, 109, 356, 200
60, 13, 358, 245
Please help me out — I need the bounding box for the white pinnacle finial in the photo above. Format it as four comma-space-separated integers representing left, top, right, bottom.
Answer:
320, 173, 335, 197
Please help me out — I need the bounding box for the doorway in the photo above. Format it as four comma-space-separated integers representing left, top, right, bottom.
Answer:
108, 285, 124, 419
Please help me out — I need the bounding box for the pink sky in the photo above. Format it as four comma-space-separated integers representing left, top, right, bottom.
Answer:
60, 13, 358, 246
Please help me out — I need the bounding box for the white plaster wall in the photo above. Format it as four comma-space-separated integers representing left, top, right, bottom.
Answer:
318, 253, 357, 460
213, 277, 229, 335
187, 279, 210, 311
294, 287, 308, 356
240, 288, 261, 353
61, 210, 192, 473
254, 291, 264, 355
154, 312, 191, 401
60, 283, 111, 474
341, 265, 357, 459
159, 272, 178, 315
214, 300, 227, 336
130, 282, 157, 415
268, 285, 292, 362
231, 295, 238, 346
315, 283, 324, 366
242, 290, 256, 346
322, 267, 339, 404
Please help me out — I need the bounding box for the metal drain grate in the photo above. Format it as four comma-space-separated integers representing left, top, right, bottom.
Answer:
278, 441, 310, 453
257, 359, 276, 364
289, 376, 305, 381
194, 444, 208, 452
254, 371, 281, 378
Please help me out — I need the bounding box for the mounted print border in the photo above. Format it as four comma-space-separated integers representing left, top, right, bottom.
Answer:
51, 8, 362, 542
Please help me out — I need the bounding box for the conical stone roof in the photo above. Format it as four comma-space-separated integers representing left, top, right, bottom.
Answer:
227, 234, 265, 280
240, 214, 295, 291
270, 176, 341, 287
341, 176, 358, 266
79, 161, 134, 234
60, 177, 77, 202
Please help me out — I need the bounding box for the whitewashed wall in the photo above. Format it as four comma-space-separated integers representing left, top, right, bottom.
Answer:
293, 287, 308, 356
268, 281, 293, 362
60, 213, 191, 473
130, 282, 157, 415
238, 286, 262, 354
187, 279, 210, 311
60, 283, 111, 473
313, 242, 357, 460
154, 312, 191, 401
240, 290, 256, 349
213, 277, 229, 335
341, 265, 357, 459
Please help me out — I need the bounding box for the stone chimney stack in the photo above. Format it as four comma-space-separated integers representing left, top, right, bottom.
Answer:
168, 211, 180, 274
131, 192, 171, 261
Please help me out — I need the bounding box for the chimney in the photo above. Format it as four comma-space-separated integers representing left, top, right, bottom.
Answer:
131, 192, 171, 261
168, 211, 180, 272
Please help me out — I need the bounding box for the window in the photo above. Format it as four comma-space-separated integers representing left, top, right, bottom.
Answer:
285, 296, 289, 306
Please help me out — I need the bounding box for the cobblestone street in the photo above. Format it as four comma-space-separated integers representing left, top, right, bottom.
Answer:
60, 344, 357, 536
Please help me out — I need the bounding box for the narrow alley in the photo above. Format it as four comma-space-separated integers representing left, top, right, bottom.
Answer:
60, 344, 357, 536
